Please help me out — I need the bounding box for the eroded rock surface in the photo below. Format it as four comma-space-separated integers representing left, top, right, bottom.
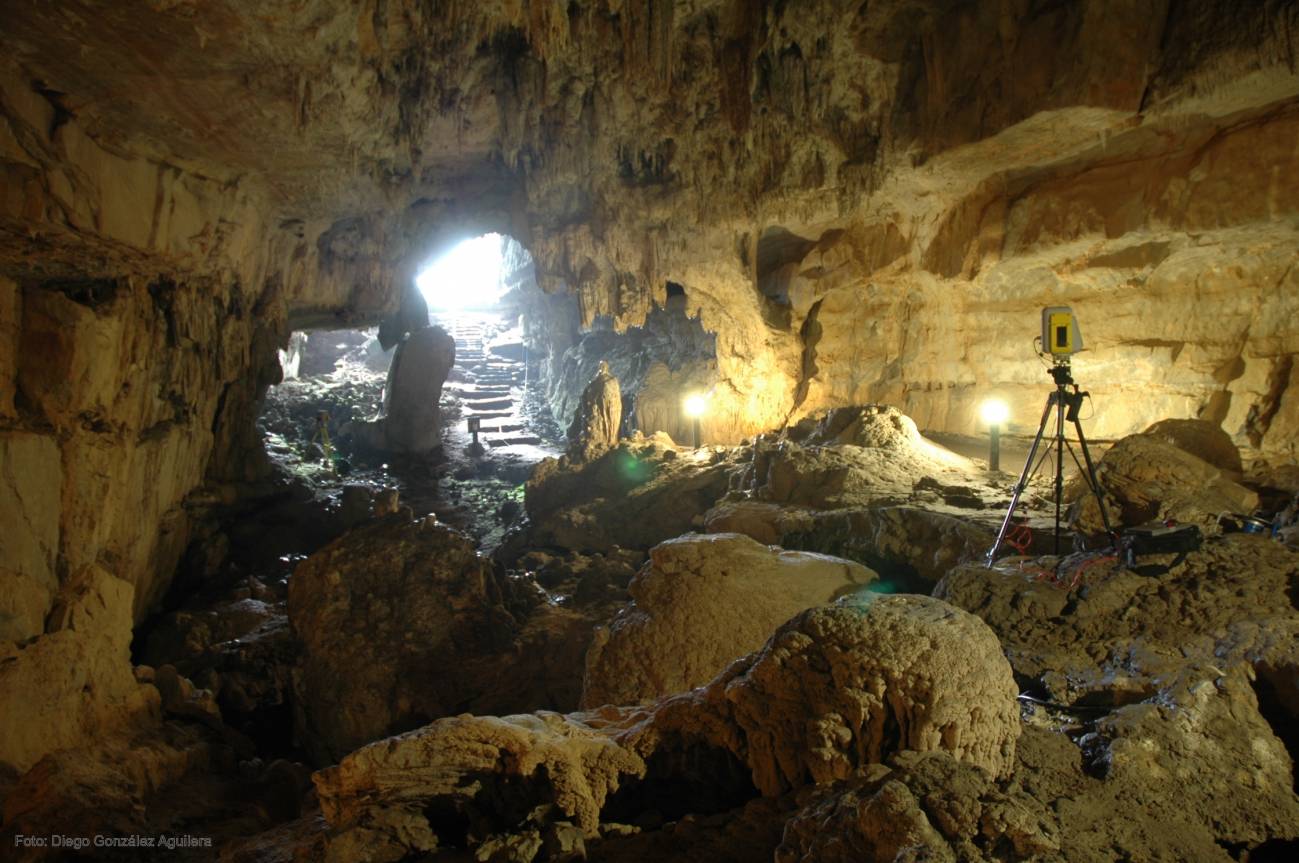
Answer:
567, 360, 622, 461
935, 535, 1297, 702
290, 517, 543, 763
1072, 431, 1258, 534
582, 532, 876, 708
313, 593, 1020, 861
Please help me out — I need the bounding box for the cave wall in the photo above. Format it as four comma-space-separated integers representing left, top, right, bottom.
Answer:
494, 0, 1299, 451
0, 65, 407, 770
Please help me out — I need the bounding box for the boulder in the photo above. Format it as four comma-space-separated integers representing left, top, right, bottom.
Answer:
566, 360, 622, 461
581, 533, 876, 708
288, 517, 519, 763
1079, 667, 1299, 850
520, 437, 737, 554
643, 598, 1021, 793
1072, 432, 1258, 534
312, 594, 1019, 861
1142, 417, 1243, 474
379, 325, 455, 453
288, 516, 602, 764
775, 749, 1056, 863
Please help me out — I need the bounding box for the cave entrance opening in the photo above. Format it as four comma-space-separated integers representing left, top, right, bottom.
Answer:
419, 233, 564, 457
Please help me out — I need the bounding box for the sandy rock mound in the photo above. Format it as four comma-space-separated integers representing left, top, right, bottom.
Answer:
581, 532, 876, 708
935, 534, 1297, 701
290, 517, 537, 763
1142, 417, 1244, 474
1072, 432, 1257, 534
644, 597, 1020, 792
520, 437, 739, 554
737, 406, 993, 512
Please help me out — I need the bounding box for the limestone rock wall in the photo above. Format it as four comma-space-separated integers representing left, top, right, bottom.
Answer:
495, 0, 1299, 450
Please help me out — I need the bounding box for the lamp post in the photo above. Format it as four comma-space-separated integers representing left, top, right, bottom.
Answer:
683, 394, 707, 448
980, 398, 1009, 472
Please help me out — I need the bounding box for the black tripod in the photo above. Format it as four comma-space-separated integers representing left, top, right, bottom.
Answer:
986, 359, 1114, 564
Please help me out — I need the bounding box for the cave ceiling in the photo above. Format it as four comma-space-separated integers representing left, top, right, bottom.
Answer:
3, 0, 1298, 443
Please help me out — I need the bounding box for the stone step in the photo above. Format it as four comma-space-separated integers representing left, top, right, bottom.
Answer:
464, 410, 513, 420
462, 397, 513, 410
487, 434, 542, 447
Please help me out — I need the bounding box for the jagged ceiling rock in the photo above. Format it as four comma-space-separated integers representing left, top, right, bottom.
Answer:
6, 1, 1297, 448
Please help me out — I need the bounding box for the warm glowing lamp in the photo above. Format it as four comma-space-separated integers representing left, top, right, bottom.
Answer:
981, 398, 1009, 472
683, 393, 707, 447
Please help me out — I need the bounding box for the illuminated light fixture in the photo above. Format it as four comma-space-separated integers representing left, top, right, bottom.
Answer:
683, 393, 708, 448
980, 398, 1010, 472
415, 233, 506, 310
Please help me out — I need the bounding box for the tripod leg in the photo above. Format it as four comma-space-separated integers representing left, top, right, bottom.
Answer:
1072, 417, 1115, 539
987, 393, 1057, 565
1054, 387, 1067, 555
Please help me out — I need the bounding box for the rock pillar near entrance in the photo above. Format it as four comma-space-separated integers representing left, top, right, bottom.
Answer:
566, 360, 621, 461
381, 325, 455, 453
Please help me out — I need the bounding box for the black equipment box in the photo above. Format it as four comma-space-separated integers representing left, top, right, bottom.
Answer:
1121, 522, 1202, 573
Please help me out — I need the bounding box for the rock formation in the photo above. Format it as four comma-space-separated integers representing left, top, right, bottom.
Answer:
289, 516, 570, 764
3, 0, 1299, 857
566, 360, 622, 461
582, 532, 876, 707
520, 436, 740, 554
1071, 429, 1258, 535
313, 594, 1019, 859
373, 324, 455, 453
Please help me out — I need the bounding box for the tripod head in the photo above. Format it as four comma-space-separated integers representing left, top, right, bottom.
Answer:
1048, 359, 1075, 388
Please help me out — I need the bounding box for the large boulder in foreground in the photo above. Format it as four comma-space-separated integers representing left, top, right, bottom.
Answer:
313, 594, 1019, 861
581, 533, 877, 708
644, 598, 1021, 793
288, 517, 520, 763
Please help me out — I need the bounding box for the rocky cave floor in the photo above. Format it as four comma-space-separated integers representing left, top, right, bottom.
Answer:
6, 396, 1299, 862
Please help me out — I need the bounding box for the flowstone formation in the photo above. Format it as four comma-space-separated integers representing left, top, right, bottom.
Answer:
312, 595, 1020, 861
582, 532, 877, 708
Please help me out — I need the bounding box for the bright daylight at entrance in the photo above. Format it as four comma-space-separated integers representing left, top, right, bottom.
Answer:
416, 233, 508, 310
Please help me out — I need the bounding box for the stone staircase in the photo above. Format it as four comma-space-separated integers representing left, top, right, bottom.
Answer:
438, 314, 545, 449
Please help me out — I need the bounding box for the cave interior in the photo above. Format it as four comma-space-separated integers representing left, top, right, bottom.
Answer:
2, 1, 1299, 861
